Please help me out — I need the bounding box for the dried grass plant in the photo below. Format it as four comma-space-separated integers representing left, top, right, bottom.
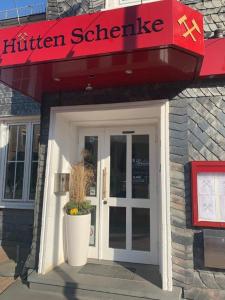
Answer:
65, 150, 94, 215
69, 162, 94, 203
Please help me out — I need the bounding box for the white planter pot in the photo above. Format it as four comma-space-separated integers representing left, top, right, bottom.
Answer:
65, 213, 91, 266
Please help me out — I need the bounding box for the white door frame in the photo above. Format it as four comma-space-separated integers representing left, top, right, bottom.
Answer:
38, 100, 172, 291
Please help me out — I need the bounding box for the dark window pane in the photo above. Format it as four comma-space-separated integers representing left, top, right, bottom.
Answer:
32, 125, 40, 161
84, 136, 98, 197
4, 162, 15, 199
17, 126, 26, 161
132, 135, 149, 199
15, 162, 24, 199
89, 206, 96, 246
110, 136, 126, 198
132, 208, 150, 251
29, 162, 38, 200
5, 125, 27, 200
7, 126, 17, 161
29, 125, 40, 200
109, 207, 126, 249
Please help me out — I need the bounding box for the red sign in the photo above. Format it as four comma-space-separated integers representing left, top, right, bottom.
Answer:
200, 38, 225, 77
0, 0, 204, 68
0, 0, 205, 100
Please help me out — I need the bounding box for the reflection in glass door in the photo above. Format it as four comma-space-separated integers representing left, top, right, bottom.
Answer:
78, 128, 104, 259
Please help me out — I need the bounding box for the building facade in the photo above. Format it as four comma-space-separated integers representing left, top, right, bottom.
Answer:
0, 4, 43, 264
0, 0, 225, 299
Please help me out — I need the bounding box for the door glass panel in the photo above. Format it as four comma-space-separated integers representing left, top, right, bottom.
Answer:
132, 208, 150, 251
132, 135, 149, 199
110, 135, 126, 198
30, 162, 38, 200
89, 206, 96, 246
84, 136, 98, 197
109, 207, 126, 249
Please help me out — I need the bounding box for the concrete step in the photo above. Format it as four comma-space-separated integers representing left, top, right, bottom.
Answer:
28, 262, 182, 300
29, 282, 181, 300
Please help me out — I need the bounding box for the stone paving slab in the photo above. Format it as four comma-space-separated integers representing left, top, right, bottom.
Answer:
0, 248, 9, 264
0, 277, 16, 294
0, 247, 17, 295
0, 280, 68, 300
0, 260, 18, 277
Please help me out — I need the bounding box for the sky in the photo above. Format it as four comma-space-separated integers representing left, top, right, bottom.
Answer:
0, 0, 46, 10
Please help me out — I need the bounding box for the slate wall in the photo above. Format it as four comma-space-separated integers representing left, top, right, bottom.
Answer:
170, 80, 225, 300
47, 0, 104, 19
0, 83, 40, 117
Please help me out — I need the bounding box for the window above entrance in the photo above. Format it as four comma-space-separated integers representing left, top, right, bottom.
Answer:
105, 0, 159, 10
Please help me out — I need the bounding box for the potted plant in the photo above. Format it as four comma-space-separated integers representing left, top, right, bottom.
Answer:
65, 160, 94, 266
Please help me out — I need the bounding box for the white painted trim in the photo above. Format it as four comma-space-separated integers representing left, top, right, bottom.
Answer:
160, 101, 172, 291
0, 115, 40, 122
38, 109, 55, 274
0, 123, 7, 201
0, 202, 34, 209
51, 100, 166, 114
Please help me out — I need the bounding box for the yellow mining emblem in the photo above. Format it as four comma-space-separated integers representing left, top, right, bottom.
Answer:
178, 15, 201, 42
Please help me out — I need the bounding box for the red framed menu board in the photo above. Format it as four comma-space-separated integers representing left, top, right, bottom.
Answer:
192, 161, 225, 228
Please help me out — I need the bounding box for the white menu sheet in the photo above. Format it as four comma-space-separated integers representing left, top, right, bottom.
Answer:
197, 172, 225, 222
217, 174, 225, 221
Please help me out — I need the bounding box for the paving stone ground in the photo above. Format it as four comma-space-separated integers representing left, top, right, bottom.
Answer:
0, 247, 9, 264
0, 277, 16, 294
0, 247, 16, 294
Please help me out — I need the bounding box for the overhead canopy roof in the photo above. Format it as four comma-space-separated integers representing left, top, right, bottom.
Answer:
0, 0, 206, 101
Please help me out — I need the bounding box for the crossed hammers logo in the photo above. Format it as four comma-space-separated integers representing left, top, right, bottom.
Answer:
178, 15, 201, 42
17, 32, 28, 41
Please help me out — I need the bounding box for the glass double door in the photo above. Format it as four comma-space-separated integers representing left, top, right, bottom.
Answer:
78, 126, 158, 264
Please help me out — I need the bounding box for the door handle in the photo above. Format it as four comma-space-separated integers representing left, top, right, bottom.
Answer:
102, 167, 107, 200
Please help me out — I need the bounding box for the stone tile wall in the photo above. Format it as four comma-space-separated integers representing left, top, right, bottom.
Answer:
0, 83, 40, 117
170, 80, 225, 299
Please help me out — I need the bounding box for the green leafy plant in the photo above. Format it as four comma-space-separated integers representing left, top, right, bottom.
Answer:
65, 201, 92, 215
65, 159, 94, 216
